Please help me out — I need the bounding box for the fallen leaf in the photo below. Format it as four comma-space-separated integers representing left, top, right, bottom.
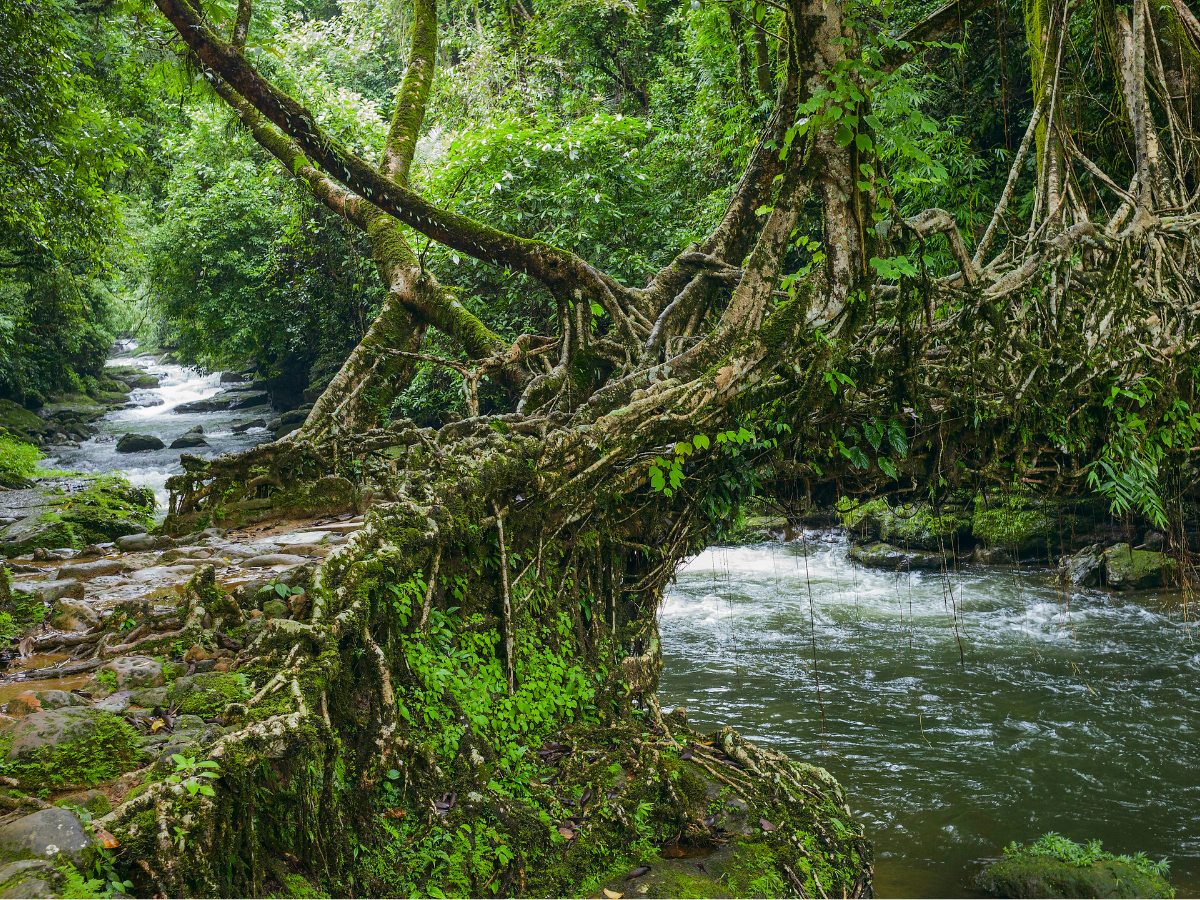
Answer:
93, 828, 119, 849
759, 817, 776, 832
679, 747, 694, 761
603, 890, 623, 899
625, 866, 650, 880
557, 825, 576, 839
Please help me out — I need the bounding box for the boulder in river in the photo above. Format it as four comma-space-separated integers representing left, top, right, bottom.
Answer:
100, 655, 165, 690
976, 834, 1172, 898
848, 541, 947, 570
116, 432, 165, 453
50, 598, 99, 631
232, 418, 267, 433
12, 579, 83, 604
170, 426, 208, 449
1059, 543, 1105, 586
116, 532, 174, 552
1102, 543, 1172, 591
174, 389, 270, 414
57, 558, 126, 581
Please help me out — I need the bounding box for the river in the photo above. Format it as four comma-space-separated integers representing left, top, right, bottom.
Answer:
42, 347, 272, 511
658, 540, 1200, 898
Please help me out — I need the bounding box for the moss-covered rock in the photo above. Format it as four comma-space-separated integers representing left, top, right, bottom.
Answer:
0, 475, 155, 556
0, 400, 47, 446
594, 841, 789, 898
1102, 543, 1173, 591
0, 708, 144, 790
849, 541, 948, 570
977, 834, 1174, 898
167, 673, 251, 717
971, 493, 1054, 555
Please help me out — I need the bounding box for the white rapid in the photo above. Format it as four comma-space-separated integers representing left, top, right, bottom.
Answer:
44, 347, 273, 512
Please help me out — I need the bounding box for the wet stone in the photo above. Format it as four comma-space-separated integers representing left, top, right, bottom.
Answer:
50, 598, 99, 631
56, 559, 126, 582
101, 656, 165, 690
0, 858, 63, 898
239, 554, 307, 568
0, 807, 93, 866
115, 433, 165, 453
12, 580, 83, 604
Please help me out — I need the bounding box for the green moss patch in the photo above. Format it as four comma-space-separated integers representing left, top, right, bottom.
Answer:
978, 833, 1173, 898
971, 491, 1053, 554
167, 673, 251, 717
0, 708, 144, 791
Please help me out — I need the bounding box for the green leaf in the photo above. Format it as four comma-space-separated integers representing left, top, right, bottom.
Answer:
693, 434, 710, 450
855, 133, 873, 153
887, 423, 909, 458
878, 457, 898, 479
847, 446, 869, 470
834, 124, 854, 147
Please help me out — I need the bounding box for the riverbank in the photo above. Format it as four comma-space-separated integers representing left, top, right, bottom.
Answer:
0, 511, 872, 898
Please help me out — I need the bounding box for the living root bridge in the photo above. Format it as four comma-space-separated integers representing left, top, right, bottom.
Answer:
106, 413, 874, 898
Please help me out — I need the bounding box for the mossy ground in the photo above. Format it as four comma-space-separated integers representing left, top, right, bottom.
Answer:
0, 712, 145, 793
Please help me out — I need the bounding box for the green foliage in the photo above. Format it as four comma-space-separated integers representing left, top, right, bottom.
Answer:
0, 711, 143, 790
1086, 380, 1199, 530
0, 432, 40, 484
166, 754, 220, 798
1005, 833, 1171, 881
94, 669, 118, 691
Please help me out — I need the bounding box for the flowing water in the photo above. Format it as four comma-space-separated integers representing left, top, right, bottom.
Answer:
658, 539, 1200, 898
43, 346, 272, 512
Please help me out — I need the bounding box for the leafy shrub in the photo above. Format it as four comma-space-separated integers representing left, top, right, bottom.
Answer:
0, 433, 39, 483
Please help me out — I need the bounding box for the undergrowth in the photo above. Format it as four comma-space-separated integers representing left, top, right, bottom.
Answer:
0, 432, 39, 484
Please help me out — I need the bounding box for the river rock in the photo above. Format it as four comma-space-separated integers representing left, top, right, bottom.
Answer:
0, 807, 93, 866
220, 372, 246, 383
50, 598, 100, 631
0, 858, 63, 897
116, 532, 174, 552
976, 851, 1173, 898
100, 656, 165, 689
32, 690, 86, 710
848, 542, 947, 570
170, 426, 208, 449
239, 554, 308, 568
232, 418, 266, 433
57, 558, 125, 581
971, 545, 1012, 565
116, 432, 165, 453
174, 389, 270, 414
279, 406, 312, 427
262, 599, 289, 620
1059, 543, 1104, 587
12, 579, 83, 604
1103, 543, 1171, 590
6, 694, 41, 717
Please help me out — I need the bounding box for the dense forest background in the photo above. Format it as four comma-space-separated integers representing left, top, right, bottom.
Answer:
2, 0, 1034, 424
